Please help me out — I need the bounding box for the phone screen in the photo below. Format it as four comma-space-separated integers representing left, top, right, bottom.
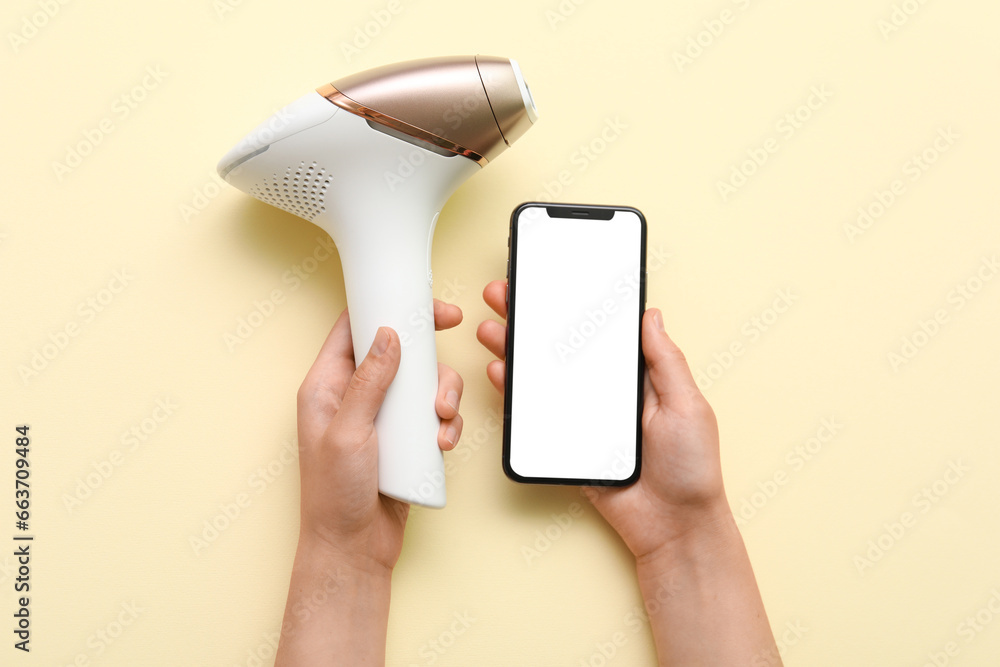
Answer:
504, 203, 645, 485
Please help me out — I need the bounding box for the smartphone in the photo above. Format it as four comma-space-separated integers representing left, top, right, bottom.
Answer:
502, 202, 646, 486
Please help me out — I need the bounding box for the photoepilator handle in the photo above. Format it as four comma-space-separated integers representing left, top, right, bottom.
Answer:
218, 56, 537, 508
337, 208, 459, 509
306, 109, 478, 508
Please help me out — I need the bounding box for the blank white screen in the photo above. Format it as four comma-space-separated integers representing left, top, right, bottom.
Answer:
508, 207, 641, 481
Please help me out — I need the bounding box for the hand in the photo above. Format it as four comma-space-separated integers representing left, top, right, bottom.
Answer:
276, 300, 465, 666
296, 299, 465, 572
478, 280, 780, 665
476, 280, 730, 562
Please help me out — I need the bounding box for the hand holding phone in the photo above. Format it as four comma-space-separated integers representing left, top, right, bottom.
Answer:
477, 201, 729, 550
479, 280, 730, 556
478, 223, 781, 665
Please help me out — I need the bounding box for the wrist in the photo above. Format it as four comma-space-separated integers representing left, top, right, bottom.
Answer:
295, 528, 395, 582
635, 496, 742, 576
628, 498, 781, 665
277, 531, 393, 666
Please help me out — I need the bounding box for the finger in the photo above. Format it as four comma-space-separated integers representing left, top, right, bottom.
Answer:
435, 363, 464, 420
433, 299, 463, 331
486, 359, 505, 394
301, 310, 356, 393
334, 327, 402, 437
642, 368, 657, 412
297, 310, 357, 443
483, 280, 507, 319
476, 319, 507, 360
438, 413, 463, 451
642, 309, 702, 406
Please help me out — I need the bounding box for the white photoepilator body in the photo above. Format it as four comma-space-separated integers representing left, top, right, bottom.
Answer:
217, 56, 537, 508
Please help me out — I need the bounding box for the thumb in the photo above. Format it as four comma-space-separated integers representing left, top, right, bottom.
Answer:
336, 327, 401, 435
642, 309, 701, 405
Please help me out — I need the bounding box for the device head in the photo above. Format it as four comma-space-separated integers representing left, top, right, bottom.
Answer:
320, 55, 537, 164
216, 55, 537, 225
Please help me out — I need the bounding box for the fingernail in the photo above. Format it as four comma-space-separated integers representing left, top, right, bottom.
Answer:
445, 426, 457, 445
653, 309, 664, 331
445, 390, 459, 411
372, 328, 389, 356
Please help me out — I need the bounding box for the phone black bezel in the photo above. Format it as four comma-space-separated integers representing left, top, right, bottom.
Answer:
501, 201, 647, 487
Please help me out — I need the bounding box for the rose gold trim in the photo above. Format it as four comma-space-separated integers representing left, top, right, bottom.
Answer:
317, 83, 488, 166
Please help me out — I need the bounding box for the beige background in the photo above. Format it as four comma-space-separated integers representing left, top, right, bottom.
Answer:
3, 0, 999, 664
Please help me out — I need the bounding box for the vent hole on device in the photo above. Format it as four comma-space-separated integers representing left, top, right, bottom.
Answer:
247, 162, 332, 222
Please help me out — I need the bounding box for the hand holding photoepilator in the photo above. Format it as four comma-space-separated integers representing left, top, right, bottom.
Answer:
217, 56, 538, 508
278, 300, 464, 664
